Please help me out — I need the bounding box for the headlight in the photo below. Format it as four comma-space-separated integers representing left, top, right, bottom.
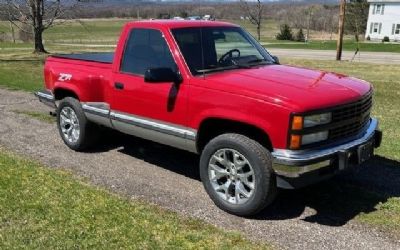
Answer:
302, 131, 329, 145
289, 113, 332, 149
304, 113, 332, 128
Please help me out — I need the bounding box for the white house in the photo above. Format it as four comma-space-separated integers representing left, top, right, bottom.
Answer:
366, 0, 400, 41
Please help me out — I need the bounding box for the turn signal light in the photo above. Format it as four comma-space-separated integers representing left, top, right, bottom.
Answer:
290, 135, 301, 149
292, 116, 303, 130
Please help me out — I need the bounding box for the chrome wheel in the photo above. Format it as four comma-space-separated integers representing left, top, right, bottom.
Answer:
208, 148, 255, 205
59, 107, 80, 144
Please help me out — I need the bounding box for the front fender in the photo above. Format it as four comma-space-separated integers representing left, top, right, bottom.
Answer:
190, 104, 291, 149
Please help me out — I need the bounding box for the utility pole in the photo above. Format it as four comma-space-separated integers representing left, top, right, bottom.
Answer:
306, 7, 313, 42
336, 0, 346, 61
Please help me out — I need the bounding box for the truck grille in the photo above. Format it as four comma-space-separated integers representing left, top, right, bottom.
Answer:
329, 90, 373, 141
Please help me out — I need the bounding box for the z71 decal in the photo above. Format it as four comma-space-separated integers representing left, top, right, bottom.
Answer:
58, 73, 72, 82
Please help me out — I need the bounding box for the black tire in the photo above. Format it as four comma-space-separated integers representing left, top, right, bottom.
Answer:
57, 97, 97, 151
200, 133, 277, 216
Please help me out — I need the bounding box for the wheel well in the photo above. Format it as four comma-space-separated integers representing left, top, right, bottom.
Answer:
196, 118, 273, 153
54, 88, 79, 101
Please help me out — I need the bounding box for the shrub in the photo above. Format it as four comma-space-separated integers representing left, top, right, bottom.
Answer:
295, 28, 305, 42
18, 24, 33, 42
382, 36, 390, 42
0, 32, 6, 42
366, 35, 371, 41
276, 24, 294, 41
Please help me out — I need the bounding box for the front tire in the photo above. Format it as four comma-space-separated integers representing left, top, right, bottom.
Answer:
200, 133, 277, 216
57, 97, 97, 151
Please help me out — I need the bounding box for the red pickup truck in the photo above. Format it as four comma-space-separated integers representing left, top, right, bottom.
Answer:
36, 20, 382, 216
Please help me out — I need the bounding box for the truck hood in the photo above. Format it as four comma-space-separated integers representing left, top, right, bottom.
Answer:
202, 64, 371, 111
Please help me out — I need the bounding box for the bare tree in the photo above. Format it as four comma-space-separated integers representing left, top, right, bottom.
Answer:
239, 0, 263, 41
345, 0, 369, 42
2, 0, 75, 53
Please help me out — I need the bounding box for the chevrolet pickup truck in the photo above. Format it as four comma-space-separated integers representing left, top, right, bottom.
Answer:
36, 20, 382, 216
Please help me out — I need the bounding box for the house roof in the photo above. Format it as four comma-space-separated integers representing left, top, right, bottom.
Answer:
368, 0, 400, 3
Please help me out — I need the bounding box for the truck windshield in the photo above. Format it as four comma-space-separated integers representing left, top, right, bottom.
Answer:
171, 26, 274, 75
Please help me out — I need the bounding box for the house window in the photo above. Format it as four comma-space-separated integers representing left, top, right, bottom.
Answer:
391, 24, 400, 35
374, 4, 385, 15
376, 4, 381, 13
373, 23, 379, 33
371, 23, 382, 34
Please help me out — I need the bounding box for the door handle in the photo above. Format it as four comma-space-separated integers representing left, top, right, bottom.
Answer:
114, 82, 124, 90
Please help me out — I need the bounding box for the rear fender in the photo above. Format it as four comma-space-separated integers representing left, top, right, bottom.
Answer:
53, 83, 82, 101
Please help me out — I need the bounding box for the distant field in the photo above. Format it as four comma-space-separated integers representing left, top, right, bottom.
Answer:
0, 19, 125, 44
1, 18, 399, 55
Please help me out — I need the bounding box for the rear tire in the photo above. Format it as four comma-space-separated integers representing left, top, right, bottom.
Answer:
200, 133, 277, 216
57, 97, 97, 151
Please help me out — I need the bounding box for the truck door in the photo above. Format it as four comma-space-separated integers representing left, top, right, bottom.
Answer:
110, 28, 195, 152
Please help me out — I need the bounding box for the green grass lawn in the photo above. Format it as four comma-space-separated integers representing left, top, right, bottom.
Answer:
0, 149, 269, 249
358, 195, 400, 237
289, 172, 400, 238
13, 110, 56, 123
0, 61, 44, 92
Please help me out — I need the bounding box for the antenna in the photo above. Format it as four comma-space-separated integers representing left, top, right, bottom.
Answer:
200, 27, 206, 80
198, 0, 202, 17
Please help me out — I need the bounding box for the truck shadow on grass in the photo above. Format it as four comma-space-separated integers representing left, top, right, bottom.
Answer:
257, 156, 400, 226
95, 131, 400, 227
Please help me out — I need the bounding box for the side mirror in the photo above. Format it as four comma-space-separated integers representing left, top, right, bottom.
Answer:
271, 55, 280, 64
144, 68, 182, 84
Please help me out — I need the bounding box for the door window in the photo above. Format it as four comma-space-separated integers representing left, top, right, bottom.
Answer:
120, 29, 177, 75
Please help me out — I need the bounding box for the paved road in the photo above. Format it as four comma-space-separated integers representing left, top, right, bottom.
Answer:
268, 48, 400, 65
1, 89, 400, 250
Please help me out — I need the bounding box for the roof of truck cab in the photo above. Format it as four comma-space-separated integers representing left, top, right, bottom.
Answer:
126, 20, 239, 29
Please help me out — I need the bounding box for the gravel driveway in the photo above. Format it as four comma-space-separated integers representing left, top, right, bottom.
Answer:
0, 88, 399, 250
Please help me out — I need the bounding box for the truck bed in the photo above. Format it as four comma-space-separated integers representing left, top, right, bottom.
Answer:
52, 52, 114, 64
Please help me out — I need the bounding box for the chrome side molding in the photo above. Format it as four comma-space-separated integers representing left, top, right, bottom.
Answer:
110, 111, 196, 140
81, 102, 198, 153
82, 102, 113, 128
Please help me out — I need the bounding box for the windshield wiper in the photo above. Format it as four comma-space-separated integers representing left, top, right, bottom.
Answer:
232, 63, 251, 69
232, 61, 270, 70
197, 65, 240, 74
245, 58, 270, 65
196, 59, 271, 74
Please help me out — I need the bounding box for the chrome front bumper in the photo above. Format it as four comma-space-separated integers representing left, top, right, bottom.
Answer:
272, 118, 382, 186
